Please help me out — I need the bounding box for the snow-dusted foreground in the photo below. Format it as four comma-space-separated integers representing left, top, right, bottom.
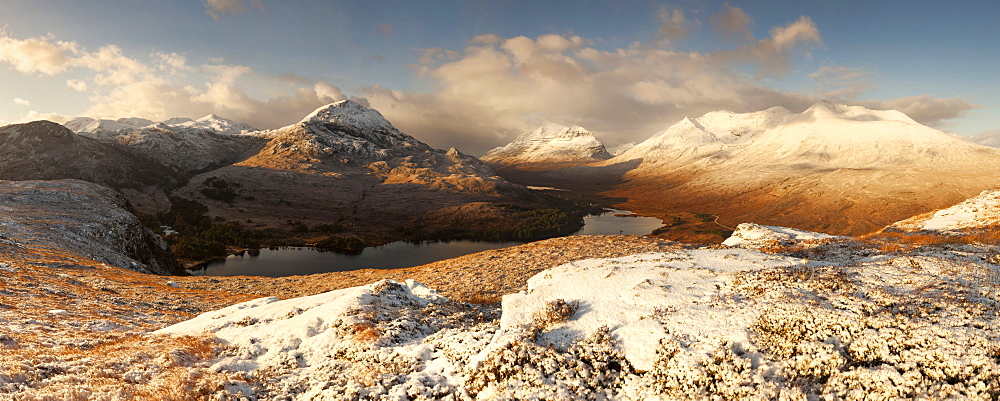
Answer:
157, 237, 1000, 399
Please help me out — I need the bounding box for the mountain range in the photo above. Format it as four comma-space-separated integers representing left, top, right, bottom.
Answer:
484, 101, 1000, 236
0, 101, 580, 249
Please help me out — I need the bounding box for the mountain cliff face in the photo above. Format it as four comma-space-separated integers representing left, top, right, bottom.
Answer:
482, 125, 611, 170
0, 179, 183, 275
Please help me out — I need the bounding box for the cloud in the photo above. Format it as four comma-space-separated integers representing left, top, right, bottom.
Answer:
204, 0, 263, 20
153, 52, 194, 74
711, 3, 754, 42
808, 65, 872, 99
0, 30, 78, 75
378, 23, 395, 36
66, 79, 88, 91
13, 98, 30, 106
0, 30, 148, 85
854, 95, 979, 128
0, 30, 348, 130
84, 64, 347, 130
364, 13, 826, 154
711, 16, 822, 77
20, 110, 71, 124
656, 8, 689, 45
970, 129, 1000, 148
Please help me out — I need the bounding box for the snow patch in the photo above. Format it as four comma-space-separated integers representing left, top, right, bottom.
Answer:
723, 222, 846, 248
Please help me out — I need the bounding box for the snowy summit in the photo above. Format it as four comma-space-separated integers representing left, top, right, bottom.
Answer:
482, 125, 611, 168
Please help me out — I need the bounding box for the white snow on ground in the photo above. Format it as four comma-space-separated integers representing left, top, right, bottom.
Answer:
722, 222, 846, 248
488, 249, 809, 372
152, 225, 1000, 399
892, 189, 1000, 232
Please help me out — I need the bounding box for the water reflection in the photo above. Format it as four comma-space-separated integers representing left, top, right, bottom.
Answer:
190, 209, 662, 277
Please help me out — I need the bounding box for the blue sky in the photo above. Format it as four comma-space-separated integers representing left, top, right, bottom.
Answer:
1, 0, 997, 154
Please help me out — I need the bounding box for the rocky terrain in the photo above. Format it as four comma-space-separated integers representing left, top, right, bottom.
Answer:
3, 180, 1000, 399
0, 179, 183, 275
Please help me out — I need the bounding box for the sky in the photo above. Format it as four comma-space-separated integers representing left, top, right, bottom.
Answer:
0, 0, 997, 155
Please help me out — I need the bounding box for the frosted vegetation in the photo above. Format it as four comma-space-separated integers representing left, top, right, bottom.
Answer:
151, 224, 1000, 399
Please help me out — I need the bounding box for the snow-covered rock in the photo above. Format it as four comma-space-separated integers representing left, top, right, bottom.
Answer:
488, 249, 808, 372
156, 279, 446, 371
723, 223, 846, 249
482, 125, 611, 167
891, 189, 1000, 233
154, 241, 1000, 399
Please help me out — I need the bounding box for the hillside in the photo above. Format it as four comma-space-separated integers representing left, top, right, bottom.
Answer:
0, 121, 176, 211
3, 183, 1000, 398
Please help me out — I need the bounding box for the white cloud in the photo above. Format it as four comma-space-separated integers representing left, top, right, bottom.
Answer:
20, 110, 71, 124
153, 52, 194, 74
84, 64, 347, 130
0, 30, 148, 86
808, 65, 872, 99
854, 95, 979, 128
970, 129, 1000, 147
378, 23, 395, 36
0, 30, 348, 130
0, 30, 79, 75
204, 0, 264, 20
365, 14, 827, 154
13, 98, 30, 106
66, 79, 88, 92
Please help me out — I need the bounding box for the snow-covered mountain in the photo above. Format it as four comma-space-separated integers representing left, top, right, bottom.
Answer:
482, 125, 611, 169
599, 100, 1000, 235
66, 114, 256, 136
64, 115, 265, 177
610, 142, 635, 156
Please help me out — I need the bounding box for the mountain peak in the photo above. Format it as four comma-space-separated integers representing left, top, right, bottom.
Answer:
298, 100, 398, 134
482, 124, 611, 166
799, 100, 917, 124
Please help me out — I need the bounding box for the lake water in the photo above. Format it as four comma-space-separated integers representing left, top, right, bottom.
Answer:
190, 209, 662, 277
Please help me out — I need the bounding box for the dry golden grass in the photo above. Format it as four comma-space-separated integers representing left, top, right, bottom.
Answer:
861, 229, 1000, 252
3, 334, 249, 400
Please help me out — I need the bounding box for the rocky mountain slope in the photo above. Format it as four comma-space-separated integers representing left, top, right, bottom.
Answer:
0, 179, 182, 275
172, 100, 569, 244
529, 101, 1000, 236
0, 121, 176, 211
482, 125, 611, 170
